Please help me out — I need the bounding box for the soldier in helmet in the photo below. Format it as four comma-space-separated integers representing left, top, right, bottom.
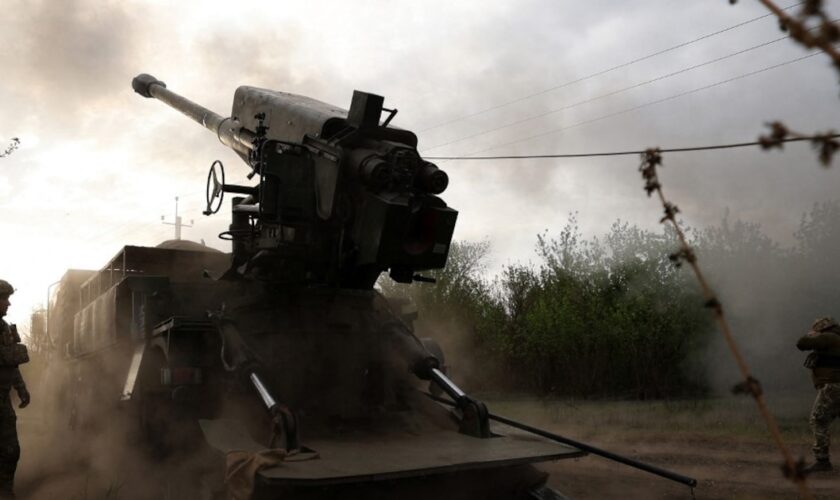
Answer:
0, 280, 29, 498
797, 317, 840, 473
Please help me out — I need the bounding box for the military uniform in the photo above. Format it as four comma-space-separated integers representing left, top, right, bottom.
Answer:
797, 317, 840, 472
0, 281, 28, 498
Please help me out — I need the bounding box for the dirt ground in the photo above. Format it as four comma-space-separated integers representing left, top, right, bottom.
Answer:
11, 393, 840, 499
486, 395, 840, 499
543, 432, 836, 499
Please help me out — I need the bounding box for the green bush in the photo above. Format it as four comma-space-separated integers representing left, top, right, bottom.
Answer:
381, 215, 713, 398
381, 201, 840, 398
475, 216, 711, 398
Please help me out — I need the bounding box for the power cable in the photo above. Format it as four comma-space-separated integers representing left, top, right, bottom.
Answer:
421, 34, 792, 153
418, 1, 803, 133
424, 133, 840, 161
433, 50, 823, 159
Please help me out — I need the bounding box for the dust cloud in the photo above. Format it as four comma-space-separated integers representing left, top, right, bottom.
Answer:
14, 344, 224, 500
695, 204, 840, 406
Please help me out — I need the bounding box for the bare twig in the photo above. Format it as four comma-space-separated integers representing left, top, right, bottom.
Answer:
639, 148, 813, 499
0, 138, 19, 158
432, 132, 840, 161
811, 130, 840, 166
729, 2, 840, 169
732, 0, 840, 75
758, 121, 839, 167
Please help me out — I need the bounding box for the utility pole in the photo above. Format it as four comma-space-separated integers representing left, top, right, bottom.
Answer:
161, 196, 193, 240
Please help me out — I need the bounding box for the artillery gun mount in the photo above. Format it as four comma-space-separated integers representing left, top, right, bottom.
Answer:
41, 74, 694, 499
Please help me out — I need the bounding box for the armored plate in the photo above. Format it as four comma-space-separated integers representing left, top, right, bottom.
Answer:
257, 428, 583, 486
233, 87, 349, 145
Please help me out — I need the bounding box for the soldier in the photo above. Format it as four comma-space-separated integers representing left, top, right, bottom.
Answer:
797, 317, 840, 473
0, 280, 29, 498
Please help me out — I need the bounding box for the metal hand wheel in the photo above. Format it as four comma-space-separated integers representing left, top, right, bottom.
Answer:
204, 160, 225, 215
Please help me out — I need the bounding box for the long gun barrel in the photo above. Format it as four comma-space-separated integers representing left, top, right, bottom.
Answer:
132, 73, 254, 156
132, 73, 458, 289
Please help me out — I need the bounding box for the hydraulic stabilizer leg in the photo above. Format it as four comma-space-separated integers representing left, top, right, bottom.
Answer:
428, 367, 491, 438
210, 310, 302, 452
426, 392, 699, 489
389, 323, 491, 437
250, 371, 300, 451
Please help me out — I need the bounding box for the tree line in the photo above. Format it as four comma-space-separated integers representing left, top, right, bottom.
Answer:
381, 201, 840, 399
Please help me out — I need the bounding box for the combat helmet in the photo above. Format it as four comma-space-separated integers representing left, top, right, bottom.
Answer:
0, 280, 13, 297
811, 317, 839, 333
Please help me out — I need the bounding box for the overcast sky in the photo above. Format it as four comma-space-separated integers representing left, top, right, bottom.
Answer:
1, 0, 838, 328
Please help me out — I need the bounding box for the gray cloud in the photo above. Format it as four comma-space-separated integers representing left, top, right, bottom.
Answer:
1, 0, 838, 334
1, 0, 141, 133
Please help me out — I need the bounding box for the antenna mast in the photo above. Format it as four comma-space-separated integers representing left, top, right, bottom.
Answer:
161, 196, 193, 240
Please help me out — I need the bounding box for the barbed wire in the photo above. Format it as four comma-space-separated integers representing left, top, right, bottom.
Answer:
0, 138, 20, 158
638, 148, 813, 498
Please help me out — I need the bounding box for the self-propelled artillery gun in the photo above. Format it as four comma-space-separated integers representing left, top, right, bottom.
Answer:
45, 74, 696, 499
